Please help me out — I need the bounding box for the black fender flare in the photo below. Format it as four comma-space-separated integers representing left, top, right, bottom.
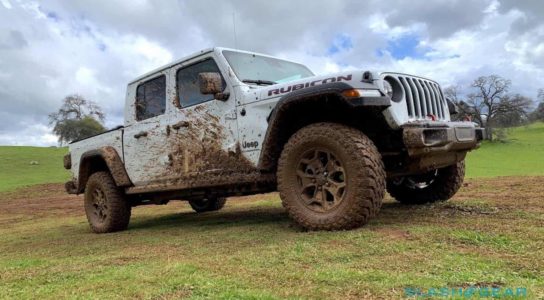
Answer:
258, 82, 391, 170
77, 146, 132, 192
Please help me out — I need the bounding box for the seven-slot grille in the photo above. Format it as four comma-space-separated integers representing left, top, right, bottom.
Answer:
386, 74, 447, 120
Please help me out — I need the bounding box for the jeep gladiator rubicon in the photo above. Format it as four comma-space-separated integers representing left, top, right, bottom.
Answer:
64, 47, 484, 233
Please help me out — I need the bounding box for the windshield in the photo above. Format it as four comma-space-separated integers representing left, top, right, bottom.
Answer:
222, 50, 314, 85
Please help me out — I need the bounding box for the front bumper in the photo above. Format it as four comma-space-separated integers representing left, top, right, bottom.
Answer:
392, 121, 484, 176
403, 121, 484, 156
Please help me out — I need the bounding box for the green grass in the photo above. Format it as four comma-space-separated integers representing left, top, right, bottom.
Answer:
0, 122, 542, 193
0, 122, 542, 192
1, 178, 542, 299
0, 146, 69, 192
465, 122, 544, 178
0, 124, 543, 298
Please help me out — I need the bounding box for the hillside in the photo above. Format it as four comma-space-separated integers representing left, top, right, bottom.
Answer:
0, 146, 69, 192
465, 122, 544, 177
0, 122, 542, 192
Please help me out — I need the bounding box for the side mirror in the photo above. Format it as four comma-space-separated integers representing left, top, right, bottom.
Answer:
198, 72, 229, 100
446, 97, 458, 115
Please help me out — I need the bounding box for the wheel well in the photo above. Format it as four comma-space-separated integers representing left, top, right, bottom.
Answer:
77, 155, 109, 192
258, 94, 391, 171
76, 147, 133, 193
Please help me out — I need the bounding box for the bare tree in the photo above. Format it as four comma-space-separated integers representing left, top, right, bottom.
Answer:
494, 94, 533, 127
529, 88, 544, 122
49, 94, 106, 145
48, 94, 105, 123
462, 75, 533, 140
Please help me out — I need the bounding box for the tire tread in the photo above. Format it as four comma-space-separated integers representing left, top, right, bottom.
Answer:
277, 123, 386, 230
84, 171, 131, 233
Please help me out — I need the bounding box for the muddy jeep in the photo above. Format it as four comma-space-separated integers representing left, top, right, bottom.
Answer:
64, 47, 484, 233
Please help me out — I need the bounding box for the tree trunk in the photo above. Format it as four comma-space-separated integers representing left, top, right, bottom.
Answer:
485, 125, 493, 141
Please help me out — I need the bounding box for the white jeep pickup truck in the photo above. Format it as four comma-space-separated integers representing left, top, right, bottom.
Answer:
64, 47, 484, 233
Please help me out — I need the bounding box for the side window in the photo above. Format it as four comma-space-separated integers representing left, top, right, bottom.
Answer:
135, 75, 166, 121
177, 59, 226, 107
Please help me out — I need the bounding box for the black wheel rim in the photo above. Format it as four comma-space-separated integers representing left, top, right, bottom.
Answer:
91, 188, 108, 222
295, 148, 346, 213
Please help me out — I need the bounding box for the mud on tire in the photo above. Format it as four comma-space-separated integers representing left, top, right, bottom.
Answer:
84, 171, 131, 233
387, 160, 465, 205
189, 197, 227, 213
277, 123, 386, 231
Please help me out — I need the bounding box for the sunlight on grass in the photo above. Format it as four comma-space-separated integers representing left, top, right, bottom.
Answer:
466, 122, 544, 178
0, 146, 69, 192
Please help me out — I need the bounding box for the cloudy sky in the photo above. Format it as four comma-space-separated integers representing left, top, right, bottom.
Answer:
0, 0, 542, 146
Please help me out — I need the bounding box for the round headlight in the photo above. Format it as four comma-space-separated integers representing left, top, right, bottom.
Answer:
383, 80, 393, 98
383, 76, 404, 102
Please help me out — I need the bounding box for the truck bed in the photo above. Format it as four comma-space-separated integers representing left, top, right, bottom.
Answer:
68, 129, 124, 183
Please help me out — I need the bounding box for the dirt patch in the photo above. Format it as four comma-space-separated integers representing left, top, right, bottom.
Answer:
455, 176, 544, 211
154, 289, 193, 300
456, 281, 504, 288
2, 176, 543, 221
0, 183, 82, 217
440, 202, 500, 215
373, 227, 412, 240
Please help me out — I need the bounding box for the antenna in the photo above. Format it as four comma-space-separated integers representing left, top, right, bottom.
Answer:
232, 12, 237, 49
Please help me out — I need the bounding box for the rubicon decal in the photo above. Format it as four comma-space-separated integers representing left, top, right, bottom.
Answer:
268, 74, 352, 96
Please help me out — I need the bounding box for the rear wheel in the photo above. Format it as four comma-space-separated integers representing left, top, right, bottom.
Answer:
189, 197, 227, 213
277, 123, 386, 230
84, 171, 131, 233
387, 160, 465, 204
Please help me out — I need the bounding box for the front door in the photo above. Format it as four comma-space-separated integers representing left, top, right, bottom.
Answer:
167, 57, 241, 178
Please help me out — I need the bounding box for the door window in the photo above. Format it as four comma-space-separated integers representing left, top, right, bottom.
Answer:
176, 59, 226, 107
135, 75, 166, 121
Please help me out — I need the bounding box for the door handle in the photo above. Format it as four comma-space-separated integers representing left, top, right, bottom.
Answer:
172, 121, 190, 130
134, 131, 148, 139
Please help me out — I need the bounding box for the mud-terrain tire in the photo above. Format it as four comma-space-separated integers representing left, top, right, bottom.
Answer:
189, 197, 227, 213
84, 171, 131, 233
387, 160, 465, 205
277, 123, 386, 231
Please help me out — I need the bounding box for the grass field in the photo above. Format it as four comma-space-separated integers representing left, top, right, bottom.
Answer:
0, 123, 543, 299
0, 178, 542, 299
465, 122, 544, 178
0, 122, 542, 193
0, 146, 69, 193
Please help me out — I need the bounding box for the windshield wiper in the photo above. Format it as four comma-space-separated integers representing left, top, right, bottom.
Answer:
242, 79, 277, 85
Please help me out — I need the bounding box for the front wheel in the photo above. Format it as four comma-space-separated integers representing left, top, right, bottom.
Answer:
277, 123, 386, 231
387, 160, 465, 204
84, 171, 131, 233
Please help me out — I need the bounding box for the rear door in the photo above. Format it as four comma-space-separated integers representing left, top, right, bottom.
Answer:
123, 73, 171, 186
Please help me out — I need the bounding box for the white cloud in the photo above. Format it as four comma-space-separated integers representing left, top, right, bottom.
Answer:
0, 0, 12, 9
367, 14, 424, 40
0, 123, 57, 146
0, 0, 543, 146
